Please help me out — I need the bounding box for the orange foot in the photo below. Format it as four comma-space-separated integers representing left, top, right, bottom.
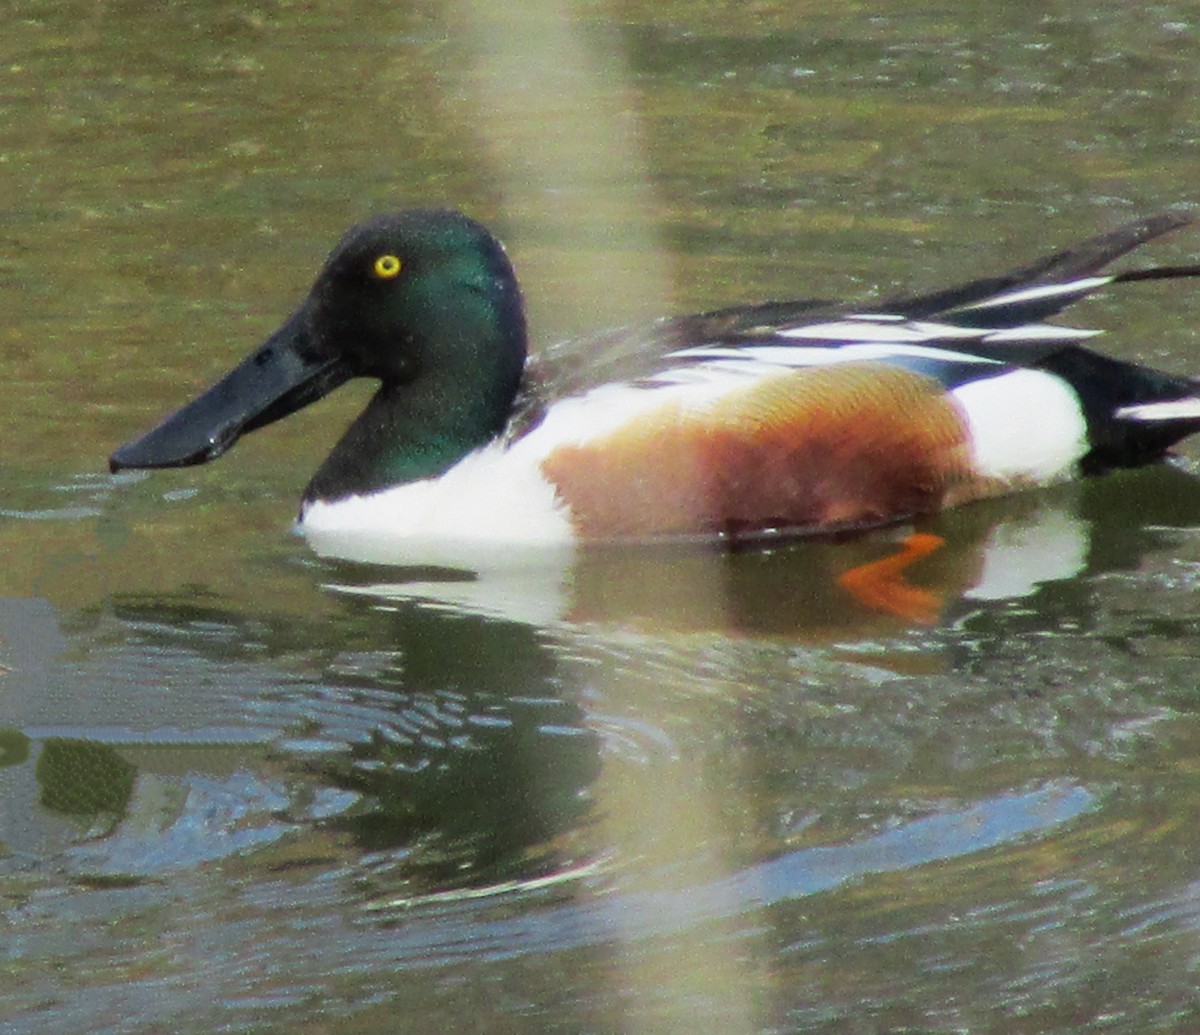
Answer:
837, 532, 947, 625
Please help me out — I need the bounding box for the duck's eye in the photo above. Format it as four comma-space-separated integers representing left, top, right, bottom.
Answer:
372, 254, 403, 279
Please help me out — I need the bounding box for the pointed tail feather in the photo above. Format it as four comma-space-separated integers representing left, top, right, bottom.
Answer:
896, 210, 1197, 323
1113, 264, 1200, 285
1004, 209, 1195, 283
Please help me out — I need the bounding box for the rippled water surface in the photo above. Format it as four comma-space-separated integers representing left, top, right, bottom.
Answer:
5, 1, 1200, 1032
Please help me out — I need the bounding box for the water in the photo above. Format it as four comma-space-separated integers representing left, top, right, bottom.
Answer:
4, 1, 1200, 1031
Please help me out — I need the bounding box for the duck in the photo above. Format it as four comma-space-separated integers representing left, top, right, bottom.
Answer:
110, 208, 1200, 580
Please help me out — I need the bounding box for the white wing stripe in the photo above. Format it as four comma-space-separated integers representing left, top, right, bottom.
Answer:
1115, 398, 1200, 422
981, 325, 1101, 343
666, 342, 1003, 369
955, 276, 1114, 311
775, 319, 987, 342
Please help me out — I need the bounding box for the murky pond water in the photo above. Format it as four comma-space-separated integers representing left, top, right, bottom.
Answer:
5, 1, 1200, 1031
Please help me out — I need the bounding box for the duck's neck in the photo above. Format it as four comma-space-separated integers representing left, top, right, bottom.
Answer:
302, 370, 520, 503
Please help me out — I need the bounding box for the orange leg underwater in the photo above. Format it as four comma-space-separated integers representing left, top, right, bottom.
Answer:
837, 532, 947, 625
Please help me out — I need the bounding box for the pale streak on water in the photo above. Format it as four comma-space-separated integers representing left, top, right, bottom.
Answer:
434, 5, 757, 1028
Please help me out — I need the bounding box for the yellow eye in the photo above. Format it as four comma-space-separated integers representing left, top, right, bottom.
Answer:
373, 254, 402, 279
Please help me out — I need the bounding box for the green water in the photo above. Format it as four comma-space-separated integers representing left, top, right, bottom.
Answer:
4, 1, 1200, 1031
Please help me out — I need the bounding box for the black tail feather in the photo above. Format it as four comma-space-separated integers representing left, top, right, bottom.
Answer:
1114, 264, 1200, 285
894, 210, 1196, 321
1006, 209, 1194, 282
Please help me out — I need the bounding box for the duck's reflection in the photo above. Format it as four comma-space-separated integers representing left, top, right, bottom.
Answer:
3, 461, 1199, 893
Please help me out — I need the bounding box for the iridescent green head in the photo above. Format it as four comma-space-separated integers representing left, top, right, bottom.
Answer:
110, 210, 529, 500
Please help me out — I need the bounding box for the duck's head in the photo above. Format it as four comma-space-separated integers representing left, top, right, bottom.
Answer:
110, 210, 528, 496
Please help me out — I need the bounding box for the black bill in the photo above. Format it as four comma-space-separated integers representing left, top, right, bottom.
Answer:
109, 304, 351, 473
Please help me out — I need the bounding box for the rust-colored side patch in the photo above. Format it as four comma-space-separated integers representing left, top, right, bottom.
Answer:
540, 362, 982, 541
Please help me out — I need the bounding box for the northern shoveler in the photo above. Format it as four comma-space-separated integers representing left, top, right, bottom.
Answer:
110, 209, 1200, 578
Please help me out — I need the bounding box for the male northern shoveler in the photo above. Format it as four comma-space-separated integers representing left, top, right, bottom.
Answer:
110, 209, 1200, 580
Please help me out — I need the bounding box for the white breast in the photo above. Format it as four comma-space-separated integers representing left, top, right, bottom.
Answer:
298, 372, 758, 564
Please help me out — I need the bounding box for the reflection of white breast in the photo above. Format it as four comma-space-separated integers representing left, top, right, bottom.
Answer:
327, 564, 575, 629
965, 505, 1088, 602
